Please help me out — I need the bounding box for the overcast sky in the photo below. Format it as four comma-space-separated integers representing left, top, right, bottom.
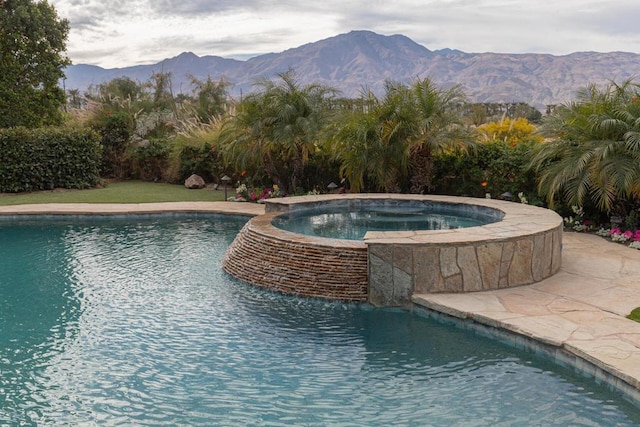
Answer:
49, 0, 640, 69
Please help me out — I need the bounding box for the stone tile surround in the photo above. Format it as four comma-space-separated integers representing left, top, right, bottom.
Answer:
411, 232, 640, 406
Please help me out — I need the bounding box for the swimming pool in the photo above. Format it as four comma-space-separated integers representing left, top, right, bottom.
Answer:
1, 215, 638, 425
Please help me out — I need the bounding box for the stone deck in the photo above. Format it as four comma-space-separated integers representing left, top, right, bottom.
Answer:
0, 201, 265, 217
413, 232, 640, 401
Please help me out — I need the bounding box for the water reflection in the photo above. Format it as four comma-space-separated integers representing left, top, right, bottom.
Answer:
0, 216, 639, 426
0, 223, 82, 424
274, 207, 493, 240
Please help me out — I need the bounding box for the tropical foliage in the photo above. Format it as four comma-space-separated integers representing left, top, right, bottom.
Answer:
77, 73, 231, 182
432, 139, 540, 203
331, 79, 475, 193
220, 69, 339, 193
530, 79, 640, 217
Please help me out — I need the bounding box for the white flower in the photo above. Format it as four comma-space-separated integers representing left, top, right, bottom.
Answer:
611, 233, 630, 243
517, 192, 528, 204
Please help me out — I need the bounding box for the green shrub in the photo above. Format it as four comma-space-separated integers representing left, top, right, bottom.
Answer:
163, 125, 224, 183
628, 307, 640, 323
0, 127, 101, 192
432, 140, 541, 204
129, 138, 172, 181
89, 110, 135, 178
175, 142, 221, 183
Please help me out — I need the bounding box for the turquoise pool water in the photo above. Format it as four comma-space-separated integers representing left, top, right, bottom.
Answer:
272, 206, 497, 240
1, 215, 639, 426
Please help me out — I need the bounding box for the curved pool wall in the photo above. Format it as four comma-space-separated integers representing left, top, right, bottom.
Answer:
222, 211, 369, 301
222, 194, 564, 306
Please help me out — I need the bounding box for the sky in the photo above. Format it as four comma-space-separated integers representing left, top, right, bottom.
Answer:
48, 0, 640, 69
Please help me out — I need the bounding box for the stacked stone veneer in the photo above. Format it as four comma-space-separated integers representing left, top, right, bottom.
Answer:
222, 212, 368, 301
223, 194, 563, 306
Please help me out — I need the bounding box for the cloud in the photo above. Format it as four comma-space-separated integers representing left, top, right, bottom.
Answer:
48, 0, 640, 68
148, 0, 243, 15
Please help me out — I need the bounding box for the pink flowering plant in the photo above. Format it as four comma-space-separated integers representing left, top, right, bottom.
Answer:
230, 183, 284, 203
596, 227, 640, 250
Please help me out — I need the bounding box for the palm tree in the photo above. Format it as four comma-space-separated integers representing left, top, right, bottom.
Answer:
332, 78, 475, 193
66, 88, 83, 109
220, 69, 339, 193
331, 87, 411, 192
529, 79, 640, 214
405, 78, 476, 193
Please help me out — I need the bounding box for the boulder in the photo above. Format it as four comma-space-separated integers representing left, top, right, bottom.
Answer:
184, 174, 206, 189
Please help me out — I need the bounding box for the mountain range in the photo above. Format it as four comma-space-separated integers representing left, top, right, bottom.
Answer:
63, 30, 640, 110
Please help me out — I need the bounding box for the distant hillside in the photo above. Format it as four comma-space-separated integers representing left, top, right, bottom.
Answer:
63, 30, 640, 110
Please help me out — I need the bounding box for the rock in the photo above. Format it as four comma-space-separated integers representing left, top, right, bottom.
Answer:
184, 174, 206, 189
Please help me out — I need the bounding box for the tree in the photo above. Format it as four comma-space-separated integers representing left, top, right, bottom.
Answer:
189, 75, 230, 122
529, 79, 640, 214
66, 88, 83, 109
332, 88, 410, 192
148, 72, 175, 112
221, 69, 339, 193
0, 0, 70, 128
467, 104, 488, 126
331, 79, 475, 193
87, 76, 147, 106
405, 79, 476, 193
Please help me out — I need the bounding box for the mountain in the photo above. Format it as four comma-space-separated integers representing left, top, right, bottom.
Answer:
63, 30, 640, 110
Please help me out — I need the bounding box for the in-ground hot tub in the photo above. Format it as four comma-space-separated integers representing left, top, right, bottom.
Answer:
222, 194, 563, 306
271, 201, 503, 240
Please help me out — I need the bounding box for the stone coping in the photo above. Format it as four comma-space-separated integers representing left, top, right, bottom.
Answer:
265, 193, 562, 245
0, 201, 266, 217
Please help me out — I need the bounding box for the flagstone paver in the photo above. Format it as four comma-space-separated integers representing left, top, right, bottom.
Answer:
413, 232, 640, 396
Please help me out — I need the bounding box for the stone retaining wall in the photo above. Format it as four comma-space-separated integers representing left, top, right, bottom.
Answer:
222, 213, 368, 301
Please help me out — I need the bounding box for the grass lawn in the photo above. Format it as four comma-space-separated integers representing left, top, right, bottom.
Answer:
0, 181, 227, 205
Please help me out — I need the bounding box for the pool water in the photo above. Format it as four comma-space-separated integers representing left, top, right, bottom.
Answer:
272, 206, 497, 240
1, 215, 639, 426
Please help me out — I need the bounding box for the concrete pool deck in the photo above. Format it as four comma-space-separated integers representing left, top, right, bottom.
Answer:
2, 201, 640, 398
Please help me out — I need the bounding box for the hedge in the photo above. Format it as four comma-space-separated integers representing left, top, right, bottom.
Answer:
431, 140, 541, 204
0, 127, 102, 193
